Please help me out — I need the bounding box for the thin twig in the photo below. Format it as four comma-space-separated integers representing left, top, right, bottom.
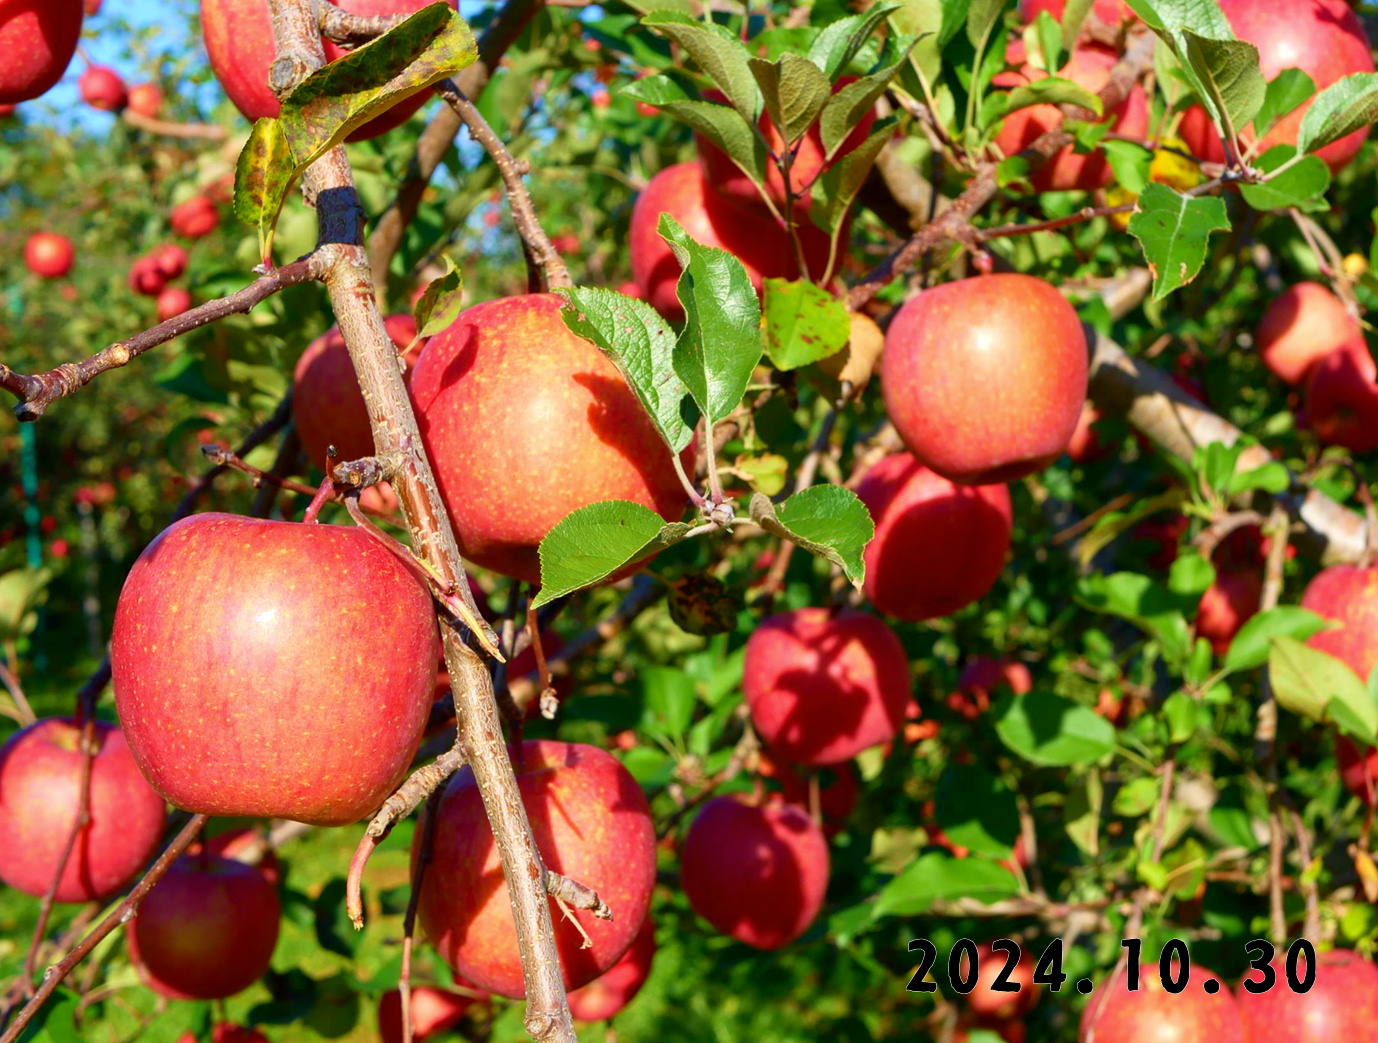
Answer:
121, 110, 228, 140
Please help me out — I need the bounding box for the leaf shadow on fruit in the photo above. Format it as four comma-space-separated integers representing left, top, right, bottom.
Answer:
574, 371, 688, 509
762, 631, 877, 765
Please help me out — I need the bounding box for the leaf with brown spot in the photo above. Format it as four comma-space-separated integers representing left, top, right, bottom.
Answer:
233, 118, 294, 266
413, 255, 464, 340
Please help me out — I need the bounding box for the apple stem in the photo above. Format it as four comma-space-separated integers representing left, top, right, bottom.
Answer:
301, 475, 335, 524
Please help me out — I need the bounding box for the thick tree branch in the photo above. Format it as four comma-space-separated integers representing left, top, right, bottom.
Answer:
314, 0, 409, 44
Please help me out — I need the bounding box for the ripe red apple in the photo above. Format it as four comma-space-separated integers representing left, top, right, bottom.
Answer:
1195, 568, 1262, 656
416, 740, 656, 998
128, 256, 168, 297
948, 657, 1032, 719
994, 42, 1149, 192
156, 287, 193, 321
757, 752, 859, 836
292, 314, 423, 473
1066, 402, 1110, 463
378, 986, 476, 1043
178, 1026, 269, 1043
1255, 283, 1363, 385
1236, 948, 1378, 1041
696, 82, 878, 211
628, 161, 834, 322
1337, 734, 1378, 805
963, 941, 1038, 1021
1080, 965, 1244, 1042
743, 608, 911, 765
127, 82, 163, 118
0, 718, 165, 903
1018, 0, 1135, 26
79, 65, 127, 111
1302, 562, 1378, 683
200, 0, 457, 141
0, 0, 83, 105
1304, 342, 1378, 454
205, 827, 280, 885
128, 854, 281, 1000
1177, 0, 1374, 172
83, 0, 101, 12
567, 917, 656, 1022
881, 274, 1089, 484
24, 232, 75, 278
169, 195, 220, 238
680, 795, 830, 950
150, 242, 188, 279
409, 293, 689, 584
854, 452, 1012, 621
110, 513, 440, 825
0, 104, 15, 118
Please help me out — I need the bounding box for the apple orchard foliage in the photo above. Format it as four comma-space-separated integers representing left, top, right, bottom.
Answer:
10, 0, 1378, 1042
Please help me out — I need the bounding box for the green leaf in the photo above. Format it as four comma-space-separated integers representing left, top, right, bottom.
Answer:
812, 118, 895, 236
278, 4, 477, 168
1075, 570, 1193, 664
0, 567, 50, 643
818, 48, 912, 158
1005, 75, 1104, 117
1268, 636, 1378, 745
412, 255, 463, 339
1168, 552, 1215, 602
1058, 0, 1094, 53
762, 278, 851, 371
750, 54, 831, 145
533, 500, 691, 608
658, 214, 762, 425
1239, 145, 1331, 212
1126, 183, 1231, 300
233, 118, 294, 266
622, 75, 768, 189
993, 690, 1117, 766
1179, 30, 1264, 144
874, 851, 1020, 918
1027, 10, 1063, 73
1254, 68, 1316, 140
965, 0, 1007, 49
556, 285, 695, 453
1223, 606, 1330, 674
1297, 72, 1378, 155
1065, 769, 1103, 857
1225, 458, 1291, 496
748, 485, 875, 586
808, 4, 899, 79
641, 666, 698, 737
642, 11, 760, 120
1162, 690, 1198, 743
1101, 138, 1153, 194
733, 453, 789, 496
934, 764, 1020, 858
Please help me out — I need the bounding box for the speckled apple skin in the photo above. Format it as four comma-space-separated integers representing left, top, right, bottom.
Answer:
855, 453, 1012, 621
743, 608, 912, 765
1080, 965, 1244, 1043
199, 0, 455, 141
409, 293, 690, 584
628, 162, 835, 322
1178, 0, 1374, 173
292, 314, 422, 472
1300, 564, 1378, 683
128, 855, 281, 1000
567, 917, 656, 1022
680, 795, 829, 950
110, 513, 439, 826
0, 718, 165, 902
1256, 283, 1362, 386
416, 741, 655, 998
0, 0, 83, 104
1236, 949, 1378, 1042
881, 274, 1088, 485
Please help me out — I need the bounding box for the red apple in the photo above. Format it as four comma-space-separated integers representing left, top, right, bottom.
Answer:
409, 293, 689, 584
79, 65, 127, 111
169, 195, 220, 238
128, 853, 281, 1000
994, 42, 1149, 192
0, 718, 165, 903
378, 986, 476, 1043
948, 657, 1032, 719
1255, 283, 1363, 385
567, 917, 656, 1021
628, 161, 834, 322
128, 256, 168, 297
200, 0, 457, 141
1337, 734, 1378, 805
110, 513, 440, 825
127, 82, 162, 118
24, 232, 75, 278
1302, 562, 1378, 684
1066, 402, 1110, 463
1177, 0, 1374, 172
680, 795, 830, 950
881, 274, 1089, 484
757, 752, 859, 836
1018, 0, 1135, 27
292, 314, 423, 472
0, 104, 15, 117
963, 941, 1038, 1021
178, 1026, 269, 1043
854, 452, 1013, 621
156, 287, 193, 321
743, 608, 911, 765
1236, 948, 1378, 1041
1080, 965, 1244, 1042
416, 740, 656, 998
1304, 342, 1378, 454
1195, 568, 1262, 655
204, 827, 281, 885
150, 243, 188, 279
0, 0, 83, 105
83, 0, 101, 12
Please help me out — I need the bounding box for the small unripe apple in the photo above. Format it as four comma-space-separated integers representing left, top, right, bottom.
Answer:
127, 82, 163, 118
128, 256, 168, 297
1300, 563, 1378, 683
416, 741, 656, 998
1236, 948, 1378, 1041
377, 986, 478, 1043
0, 718, 166, 902
410, 293, 689, 584
567, 917, 656, 1021
1080, 965, 1244, 1042
169, 195, 220, 238
79, 66, 128, 111
743, 608, 912, 765
1304, 342, 1378, 454
854, 452, 1012, 621
680, 795, 830, 950
881, 274, 1088, 484
156, 287, 193, 322
111, 513, 440, 825
1195, 568, 1262, 655
24, 232, 75, 278
128, 854, 281, 1000
0, 0, 83, 105
1255, 283, 1362, 385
